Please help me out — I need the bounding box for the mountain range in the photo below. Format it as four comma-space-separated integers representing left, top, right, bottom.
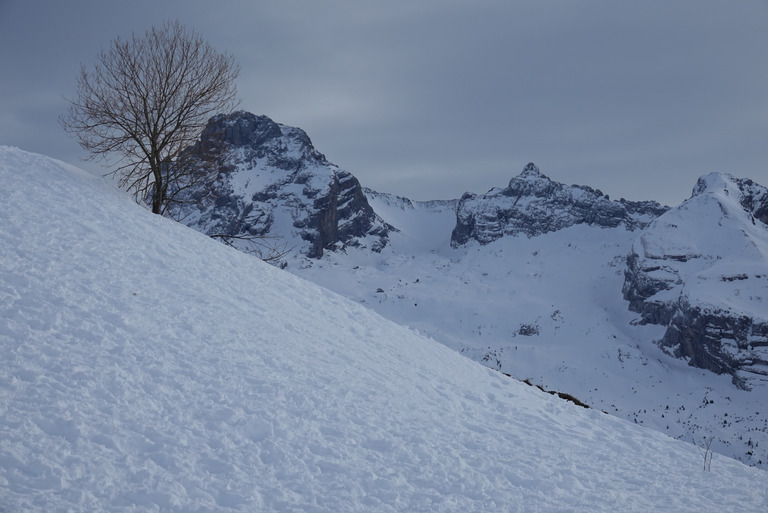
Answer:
2, 145, 767, 511
175, 111, 768, 469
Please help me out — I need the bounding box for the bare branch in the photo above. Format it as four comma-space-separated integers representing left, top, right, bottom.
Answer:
209, 233, 294, 266
60, 20, 239, 215
693, 435, 714, 472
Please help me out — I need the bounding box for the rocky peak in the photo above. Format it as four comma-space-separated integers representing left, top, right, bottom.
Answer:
197, 111, 328, 173
692, 172, 768, 225
451, 163, 667, 246
515, 162, 544, 180
622, 172, 768, 389
503, 162, 562, 199
176, 112, 393, 260
202, 111, 282, 149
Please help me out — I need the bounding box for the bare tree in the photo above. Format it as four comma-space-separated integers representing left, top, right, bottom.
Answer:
61, 20, 239, 215
694, 435, 714, 471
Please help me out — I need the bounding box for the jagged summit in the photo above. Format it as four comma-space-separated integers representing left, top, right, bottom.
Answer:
202, 112, 283, 149
197, 111, 328, 171
451, 163, 667, 246
176, 111, 393, 259
515, 162, 543, 180
503, 162, 561, 197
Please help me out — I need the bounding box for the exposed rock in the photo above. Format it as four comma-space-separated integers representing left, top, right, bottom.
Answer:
176, 114, 768, 392
451, 163, 667, 246
658, 300, 768, 389
176, 111, 393, 259
622, 172, 768, 389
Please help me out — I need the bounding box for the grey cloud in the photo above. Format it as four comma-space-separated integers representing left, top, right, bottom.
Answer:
1, 0, 767, 205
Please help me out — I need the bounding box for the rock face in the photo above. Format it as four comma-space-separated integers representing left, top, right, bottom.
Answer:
622, 173, 768, 389
451, 163, 667, 246
176, 112, 393, 258
174, 115, 768, 390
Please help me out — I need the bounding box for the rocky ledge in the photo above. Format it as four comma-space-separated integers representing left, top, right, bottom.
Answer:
451, 163, 667, 246
622, 173, 768, 389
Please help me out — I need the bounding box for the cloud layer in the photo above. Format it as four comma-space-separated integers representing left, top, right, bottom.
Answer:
2, 0, 767, 204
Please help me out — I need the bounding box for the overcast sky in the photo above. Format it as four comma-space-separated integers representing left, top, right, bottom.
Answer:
2, 1, 768, 205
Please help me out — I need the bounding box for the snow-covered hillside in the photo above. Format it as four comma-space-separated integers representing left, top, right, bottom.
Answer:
2, 146, 767, 511
293, 179, 768, 470
165, 113, 768, 469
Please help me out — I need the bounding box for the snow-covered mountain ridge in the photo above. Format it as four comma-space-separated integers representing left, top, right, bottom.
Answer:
451, 162, 668, 246
623, 172, 768, 389
176, 111, 393, 258
173, 112, 768, 469
5, 145, 767, 511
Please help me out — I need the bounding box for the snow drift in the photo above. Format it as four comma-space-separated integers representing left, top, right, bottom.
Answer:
1, 146, 766, 512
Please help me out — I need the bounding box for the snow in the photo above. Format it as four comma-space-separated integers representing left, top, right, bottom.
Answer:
364, 192, 457, 253
1, 146, 767, 512
292, 181, 768, 469
630, 171, 768, 319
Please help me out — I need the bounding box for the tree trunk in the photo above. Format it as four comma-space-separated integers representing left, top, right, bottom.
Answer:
152, 164, 164, 215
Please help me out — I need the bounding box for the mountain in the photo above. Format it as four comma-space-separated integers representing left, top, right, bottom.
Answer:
174, 113, 768, 470
175, 111, 393, 258
6, 145, 768, 511
451, 162, 667, 246
622, 172, 768, 389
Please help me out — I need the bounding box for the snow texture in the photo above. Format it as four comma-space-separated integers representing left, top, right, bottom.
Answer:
1, 146, 767, 512
296, 181, 768, 470
632, 171, 768, 318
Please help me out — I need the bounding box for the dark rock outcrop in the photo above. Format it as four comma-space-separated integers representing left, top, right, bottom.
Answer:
451, 163, 667, 246
176, 112, 393, 258
659, 301, 768, 388
622, 172, 768, 389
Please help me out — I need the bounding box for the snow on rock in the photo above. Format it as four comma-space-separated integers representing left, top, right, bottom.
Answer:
295, 177, 768, 469
623, 172, 768, 389
174, 111, 393, 259
2, 145, 767, 511
451, 163, 667, 246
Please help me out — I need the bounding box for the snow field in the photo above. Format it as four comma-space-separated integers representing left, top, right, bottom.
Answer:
297, 186, 768, 468
1, 146, 767, 512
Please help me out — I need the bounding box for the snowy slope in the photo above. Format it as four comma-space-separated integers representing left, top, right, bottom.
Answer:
292, 186, 768, 469
363, 190, 458, 253
167, 114, 767, 469
2, 146, 767, 511
623, 172, 768, 388
630, 172, 768, 315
